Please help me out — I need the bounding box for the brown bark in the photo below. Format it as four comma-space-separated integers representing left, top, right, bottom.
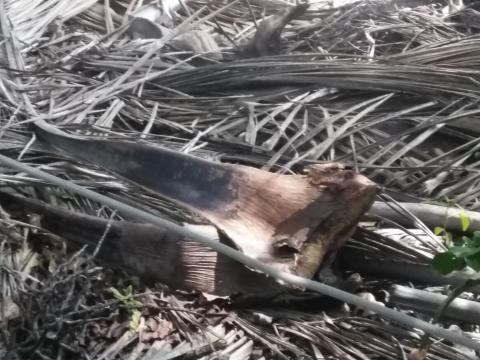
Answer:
33, 120, 378, 279
0, 191, 282, 295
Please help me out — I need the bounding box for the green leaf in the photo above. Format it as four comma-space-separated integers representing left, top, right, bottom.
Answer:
465, 237, 477, 248
434, 226, 445, 236
109, 287, 125, 301
448, 246, 480, 258
432, 252, 466, 275
129, 298, 143, 307
129, 309, 142, 332
459, 210, 470, 232
466, 254, 480, 272
471, 231, 480, 246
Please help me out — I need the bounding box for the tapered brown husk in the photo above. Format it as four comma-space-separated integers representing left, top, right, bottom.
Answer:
34, 120, 379, 280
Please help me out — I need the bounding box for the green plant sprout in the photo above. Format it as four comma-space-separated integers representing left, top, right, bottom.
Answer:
431, 203, 477, 275
417, 207, 479, 353
109, 285, 142, 332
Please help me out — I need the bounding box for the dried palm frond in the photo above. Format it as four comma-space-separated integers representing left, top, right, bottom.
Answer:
2, 0, 480, 358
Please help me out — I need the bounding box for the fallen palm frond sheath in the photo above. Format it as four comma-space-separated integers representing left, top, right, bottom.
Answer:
0, 152, 478, 351
33, 119, 379, 279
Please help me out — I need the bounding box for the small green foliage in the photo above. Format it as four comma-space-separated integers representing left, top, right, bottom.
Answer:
109, 285, 142, 332
431, 203, 478, 276
432, 228, 480, 275
466, 256, 480, 272
434, 226, 444, 236
110, 285, 141, 305
432, 252, 466, 275
448, 245, 480, 258
458, 209, 470, 232
428, 204, 480, 350
467, 231, 480, 247
129, 309, 142, 332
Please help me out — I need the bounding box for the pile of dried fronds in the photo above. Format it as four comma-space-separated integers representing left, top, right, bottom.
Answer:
2, 0, 480, 359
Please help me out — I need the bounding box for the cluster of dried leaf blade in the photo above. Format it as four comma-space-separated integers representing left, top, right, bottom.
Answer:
2, 0, 480, 359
